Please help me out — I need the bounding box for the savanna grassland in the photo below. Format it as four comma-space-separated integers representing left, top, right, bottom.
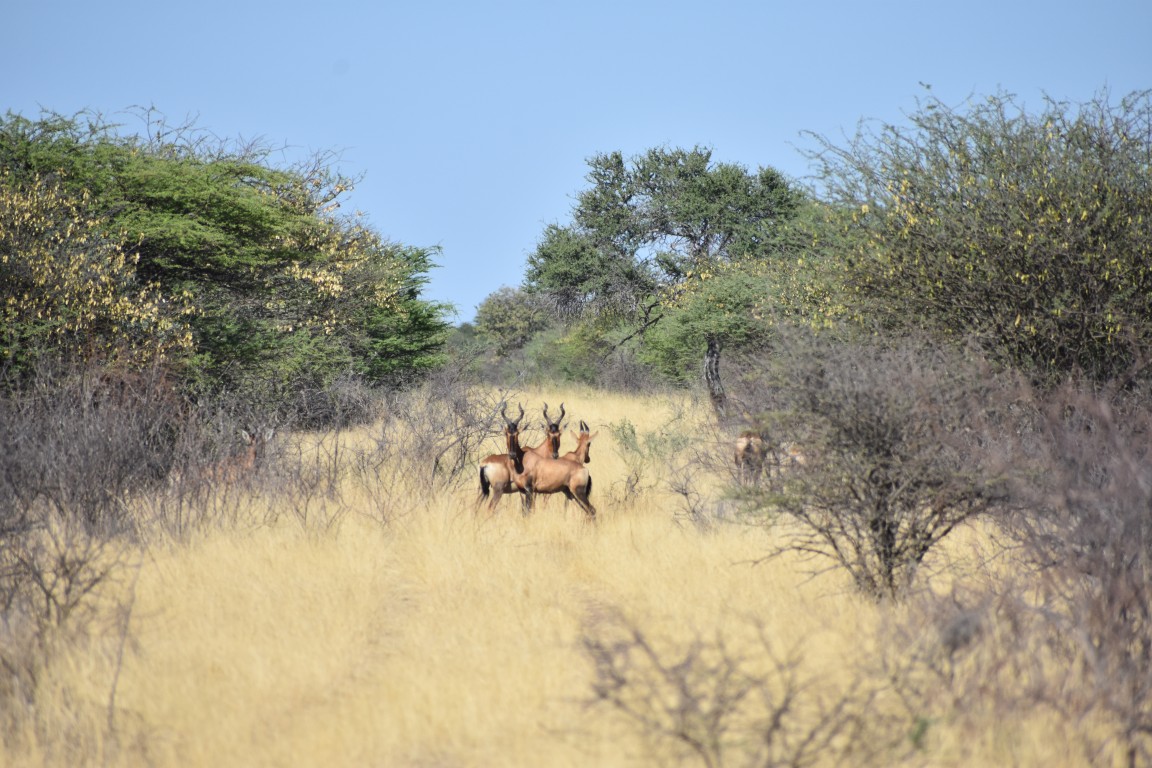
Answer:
0, 389, 1108, 767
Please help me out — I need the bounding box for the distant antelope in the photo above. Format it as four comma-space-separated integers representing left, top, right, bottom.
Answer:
212, 427, 275, 484
734, 430, 768, 485
562, 420, 598, 464
477, 403, 529, 513
171, 426, 275, 490
534, 419, 600, 515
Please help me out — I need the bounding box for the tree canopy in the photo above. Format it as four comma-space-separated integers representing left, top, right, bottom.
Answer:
0, 110, 450, 403
806, 88, 1152, 385
521, 146, 803, 401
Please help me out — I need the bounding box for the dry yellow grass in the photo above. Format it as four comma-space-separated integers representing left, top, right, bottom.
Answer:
1, 388, 1100, 767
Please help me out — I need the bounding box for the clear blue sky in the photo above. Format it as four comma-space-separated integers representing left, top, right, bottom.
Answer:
5, 0, 1149, 323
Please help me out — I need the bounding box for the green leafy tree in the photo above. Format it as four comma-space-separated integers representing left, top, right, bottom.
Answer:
640, 265, 772, 383
806, 88, 1152, 385
525, 147, 802, 411
0, 110, 449, 401
474, 286, 551, 354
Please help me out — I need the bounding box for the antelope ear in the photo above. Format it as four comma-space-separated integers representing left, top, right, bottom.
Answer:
588, 431, 600, 441
240, 429, 253, 444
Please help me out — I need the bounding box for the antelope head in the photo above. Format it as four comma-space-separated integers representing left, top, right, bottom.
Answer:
501, 402, 526, 469
541, 401, 565, 459
563, 420, 598, 465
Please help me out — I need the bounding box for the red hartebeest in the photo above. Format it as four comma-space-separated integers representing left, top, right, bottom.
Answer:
562, 420, 598, 464
527, 402, 565, 463
734, 430, 767, 485
477, 404, 528, 513
514, 452, 596, 520
515, 402, 564, 501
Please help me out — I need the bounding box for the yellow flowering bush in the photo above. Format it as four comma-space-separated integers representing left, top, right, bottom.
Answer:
807, 89, 1152, 384
0, 171, 192, 371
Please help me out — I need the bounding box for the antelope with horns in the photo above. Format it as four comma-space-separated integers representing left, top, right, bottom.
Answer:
477, 403, 529, 513
562, 420, 598, 464
514, 451, 596, 521
527, 402, 565, 463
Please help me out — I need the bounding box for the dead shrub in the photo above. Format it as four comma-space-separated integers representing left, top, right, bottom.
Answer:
580, 607, 885, 768
999, 380, 1152, 767
729, 329, 1025, 600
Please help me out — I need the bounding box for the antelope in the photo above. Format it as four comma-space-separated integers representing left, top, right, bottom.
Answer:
533, 419, 600, 515
514, 453, 596, 521
527, 402, 565, 463
477, 404, 529, 513
562, 420, 598, 464
211, 427, 275, 484
734, 430, 768, 485
172, 426, 275, 490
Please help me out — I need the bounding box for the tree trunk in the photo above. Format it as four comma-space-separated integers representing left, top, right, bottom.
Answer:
704, 334, 727, 420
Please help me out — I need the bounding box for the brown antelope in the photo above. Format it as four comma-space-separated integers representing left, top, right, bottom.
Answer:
527, 402, 565, 463
562, 420, 598, 464
535, 419, 599, 515
477, 404, 529, 513
734, 430, 768, 485
211, 427, 275, 484
172, 426, 275, 490
514, 453, 596, 520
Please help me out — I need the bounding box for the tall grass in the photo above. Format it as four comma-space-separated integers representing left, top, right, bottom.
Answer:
0, 388, 1108, 766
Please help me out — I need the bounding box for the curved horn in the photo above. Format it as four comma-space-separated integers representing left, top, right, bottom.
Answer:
558, 402, 566, 425
542, 401, 551, 426
512, 403, 525, 428
501, 402, 510, 426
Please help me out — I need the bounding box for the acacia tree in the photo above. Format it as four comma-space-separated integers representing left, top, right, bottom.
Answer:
805, 88, 1152, 385
0, 110, 449, 404
525, 146, 801, 413
474, 286, 551, 354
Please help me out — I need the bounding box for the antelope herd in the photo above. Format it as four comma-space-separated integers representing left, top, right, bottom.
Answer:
477, 403, 598, 520
734, 429, 806, 486
476, 401, 805, 521
172, 403, 801, 514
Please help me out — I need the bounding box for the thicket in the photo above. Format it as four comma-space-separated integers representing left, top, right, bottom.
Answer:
806, 88, 1152, 386
0, 109, 450, 417
724, 329, 1020, 599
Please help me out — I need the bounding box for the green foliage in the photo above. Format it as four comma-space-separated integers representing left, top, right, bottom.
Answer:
579, 147, 800, 277
525, 223, 654, 316
766, 200, 858, 328
0, 110, 449, 402
520, 324, 603, 386
606, 414, 692, 499
527, 147, 801, 312
524, 146, 803, 386
640, 266, 773, 382
807, 89, 1152, 384
474, 286, 551, 354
